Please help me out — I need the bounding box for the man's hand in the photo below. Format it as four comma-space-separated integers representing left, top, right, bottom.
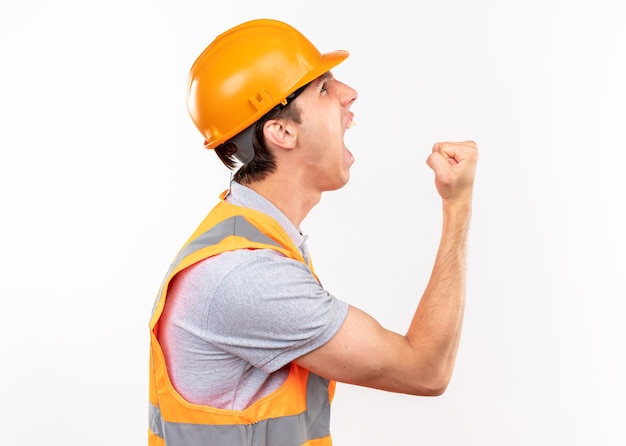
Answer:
426, 140, 479, 202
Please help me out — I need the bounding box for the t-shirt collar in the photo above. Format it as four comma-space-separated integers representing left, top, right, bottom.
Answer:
225, 181, 306, 250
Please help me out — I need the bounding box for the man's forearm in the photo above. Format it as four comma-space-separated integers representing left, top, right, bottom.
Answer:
406, 199, 472, 391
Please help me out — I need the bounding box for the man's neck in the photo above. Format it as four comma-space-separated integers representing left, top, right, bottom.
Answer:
244, 176, 321, 228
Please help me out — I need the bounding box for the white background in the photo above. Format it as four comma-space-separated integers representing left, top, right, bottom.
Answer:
1, 0, 625, 444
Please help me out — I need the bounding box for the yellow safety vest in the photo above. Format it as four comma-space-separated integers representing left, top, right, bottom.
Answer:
148, 193, 336, 446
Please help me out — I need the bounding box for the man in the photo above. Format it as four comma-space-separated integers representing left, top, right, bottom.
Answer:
148, 18, 478, 446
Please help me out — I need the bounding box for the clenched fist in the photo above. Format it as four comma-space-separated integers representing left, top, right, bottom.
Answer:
426, 140, 479, 203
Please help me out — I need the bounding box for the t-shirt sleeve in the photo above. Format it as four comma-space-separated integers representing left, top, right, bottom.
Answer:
205, 250, 349, 373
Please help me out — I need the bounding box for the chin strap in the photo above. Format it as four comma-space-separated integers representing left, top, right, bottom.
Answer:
225, 170, 235, 199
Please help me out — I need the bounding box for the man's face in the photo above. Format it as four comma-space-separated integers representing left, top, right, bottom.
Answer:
292, 72, 358, 192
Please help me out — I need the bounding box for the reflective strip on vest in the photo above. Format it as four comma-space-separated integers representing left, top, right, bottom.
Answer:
149, 372, 331, 446
177, 215, 283, 263
151, 215, 284, 315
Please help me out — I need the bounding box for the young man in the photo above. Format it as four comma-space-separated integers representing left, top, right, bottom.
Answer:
148, 18, 478, 446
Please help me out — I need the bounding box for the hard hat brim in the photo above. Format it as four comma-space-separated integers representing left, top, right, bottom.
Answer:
291, 50, 350, 92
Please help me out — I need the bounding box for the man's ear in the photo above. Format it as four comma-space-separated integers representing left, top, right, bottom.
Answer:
263, 119, 297, 149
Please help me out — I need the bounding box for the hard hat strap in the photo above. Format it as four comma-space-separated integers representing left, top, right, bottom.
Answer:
272, 82, 310, 112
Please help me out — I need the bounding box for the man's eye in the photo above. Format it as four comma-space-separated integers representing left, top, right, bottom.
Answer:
320, 82, 327, 93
